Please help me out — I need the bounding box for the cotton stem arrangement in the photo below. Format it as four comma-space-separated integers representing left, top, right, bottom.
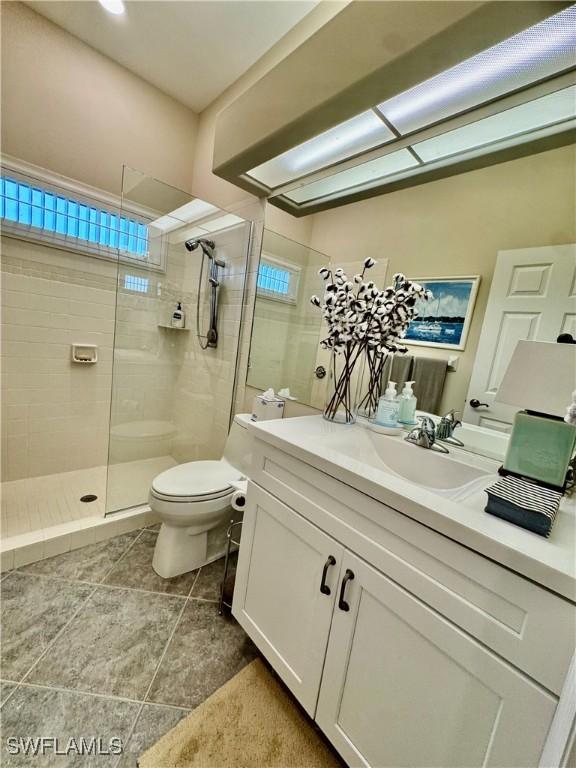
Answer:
311, 259, 432, 422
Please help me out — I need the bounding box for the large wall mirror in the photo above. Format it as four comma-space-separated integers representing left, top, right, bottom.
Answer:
247, 147, 575, 447
248, 240, 575, 436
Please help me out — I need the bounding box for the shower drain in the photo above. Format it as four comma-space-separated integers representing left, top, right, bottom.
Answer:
80, 494, 98, 503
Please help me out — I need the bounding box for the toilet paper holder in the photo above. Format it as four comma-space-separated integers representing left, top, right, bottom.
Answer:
219, 519, 243, 616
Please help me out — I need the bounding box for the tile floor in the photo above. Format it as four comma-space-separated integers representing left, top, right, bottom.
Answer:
0, 525, 256, 766
1, 456, 176, 539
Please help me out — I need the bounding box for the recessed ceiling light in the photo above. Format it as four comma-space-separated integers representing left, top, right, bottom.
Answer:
98, 0, 125, 16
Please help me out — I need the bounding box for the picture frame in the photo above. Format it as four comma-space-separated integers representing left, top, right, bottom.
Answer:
403, 276, 480, 350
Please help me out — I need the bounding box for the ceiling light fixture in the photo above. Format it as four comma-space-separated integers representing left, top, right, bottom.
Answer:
241, 6, 575, 214
98, 0, 125, 16
248, 111, 394, 188
285, 149, 419, 204
413, 85, 576, 162
377, 6, 576, 135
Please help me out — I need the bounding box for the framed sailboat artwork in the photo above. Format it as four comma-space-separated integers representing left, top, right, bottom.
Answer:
404, 276, 480, 350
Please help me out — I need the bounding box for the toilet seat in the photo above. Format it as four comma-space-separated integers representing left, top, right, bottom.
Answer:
150, 460, 242, 503
150, 489, 232, 503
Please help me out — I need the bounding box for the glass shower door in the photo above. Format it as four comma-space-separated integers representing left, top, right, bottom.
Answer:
105, 168, 251, 514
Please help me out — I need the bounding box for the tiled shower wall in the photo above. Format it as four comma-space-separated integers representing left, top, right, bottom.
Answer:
1, 237, 116, 481
168, 223, 251, 463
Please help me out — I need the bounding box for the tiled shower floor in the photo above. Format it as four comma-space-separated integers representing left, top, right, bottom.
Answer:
0, 525, 254, 766
1, 457, 176, 539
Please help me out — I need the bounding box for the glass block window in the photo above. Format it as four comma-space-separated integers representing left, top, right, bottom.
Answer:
0, 175, 150, 260
124, 275, 149, 293
257, 257, 300, 303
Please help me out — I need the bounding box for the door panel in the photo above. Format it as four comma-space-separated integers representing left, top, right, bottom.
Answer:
232, 483, 343, 715
317, 551, 557, 768
465, 244, 576, 427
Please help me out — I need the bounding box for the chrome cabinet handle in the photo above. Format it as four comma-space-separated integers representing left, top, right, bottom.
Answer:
320, 555, 336, 595
338, 569, 355, 611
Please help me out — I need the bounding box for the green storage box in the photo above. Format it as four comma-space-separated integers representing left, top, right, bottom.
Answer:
504, 411, 576, 488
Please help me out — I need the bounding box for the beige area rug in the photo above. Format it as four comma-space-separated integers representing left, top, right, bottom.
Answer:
139, 659, 343, 768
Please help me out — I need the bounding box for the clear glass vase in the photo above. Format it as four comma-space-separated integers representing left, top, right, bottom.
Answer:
355, 349, 387, 421
323, 350, 358, 425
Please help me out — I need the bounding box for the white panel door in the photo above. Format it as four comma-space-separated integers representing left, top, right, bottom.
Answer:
464, 244, 576, 429
316, 551, 557, 768
232, 483, 343, 716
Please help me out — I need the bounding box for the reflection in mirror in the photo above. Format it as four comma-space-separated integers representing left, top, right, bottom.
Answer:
247, 235, 575, 461
248, 144, 574, 463
247, 230, 328, 404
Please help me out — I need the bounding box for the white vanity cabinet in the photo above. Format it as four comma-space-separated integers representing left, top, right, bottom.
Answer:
233, 436, 575, 768
316, 549, 556, 768
232, 483, 343, 715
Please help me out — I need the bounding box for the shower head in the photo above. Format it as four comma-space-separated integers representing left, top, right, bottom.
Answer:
185, 238, 215, 253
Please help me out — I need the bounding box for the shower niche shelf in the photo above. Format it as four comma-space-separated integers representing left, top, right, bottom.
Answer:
158, 324, 190, 331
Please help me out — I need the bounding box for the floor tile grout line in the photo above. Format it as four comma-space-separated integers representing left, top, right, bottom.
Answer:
95, 527, 148, 584
143, 587, 192, 704
7, 680, 145, 707
6, 569, 194, 601
19, 582, 101, 686
88, 580, 188, 601
0, 684, 19, 710
110, 585, 194, 768
111, 706, 144, 768
0, 677, 192, 713
140, 563, 203, 708
187, 567, 202, 600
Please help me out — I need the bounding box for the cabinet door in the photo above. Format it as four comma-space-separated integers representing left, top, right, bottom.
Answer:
232, 483, 343, 715
317, 551, 557, 768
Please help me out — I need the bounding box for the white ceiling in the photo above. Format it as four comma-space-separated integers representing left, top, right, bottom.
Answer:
26, 0, 319, 112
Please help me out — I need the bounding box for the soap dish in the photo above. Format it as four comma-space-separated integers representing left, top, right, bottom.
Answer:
71, 344, 97, 364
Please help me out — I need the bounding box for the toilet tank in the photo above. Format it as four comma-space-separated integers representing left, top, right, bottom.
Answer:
223, 413, 253, 476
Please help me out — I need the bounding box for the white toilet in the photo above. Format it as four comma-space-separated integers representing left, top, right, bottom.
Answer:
149, 413, 252, 579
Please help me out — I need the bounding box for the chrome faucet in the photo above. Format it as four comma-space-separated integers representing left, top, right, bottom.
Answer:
436, 410, 464, 447
405, 416, 449, 454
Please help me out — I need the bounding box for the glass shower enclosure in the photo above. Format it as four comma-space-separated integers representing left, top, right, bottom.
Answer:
0, 159, 252, 549
106, 168, 252, 514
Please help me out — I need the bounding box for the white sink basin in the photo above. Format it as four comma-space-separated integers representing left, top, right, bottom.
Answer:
320, 427, 494, 497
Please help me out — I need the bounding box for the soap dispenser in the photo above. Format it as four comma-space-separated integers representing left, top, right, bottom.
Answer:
171, 301, 185, 329
373, 381, 400, 432
398, 381, 417, 426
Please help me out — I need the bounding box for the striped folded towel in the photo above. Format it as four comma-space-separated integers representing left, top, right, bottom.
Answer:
485, 475, 562, 538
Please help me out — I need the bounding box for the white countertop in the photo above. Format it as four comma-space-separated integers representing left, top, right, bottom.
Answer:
248, 415, 576, 602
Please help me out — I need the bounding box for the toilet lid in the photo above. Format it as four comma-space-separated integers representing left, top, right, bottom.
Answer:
151, 460, 241, 498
